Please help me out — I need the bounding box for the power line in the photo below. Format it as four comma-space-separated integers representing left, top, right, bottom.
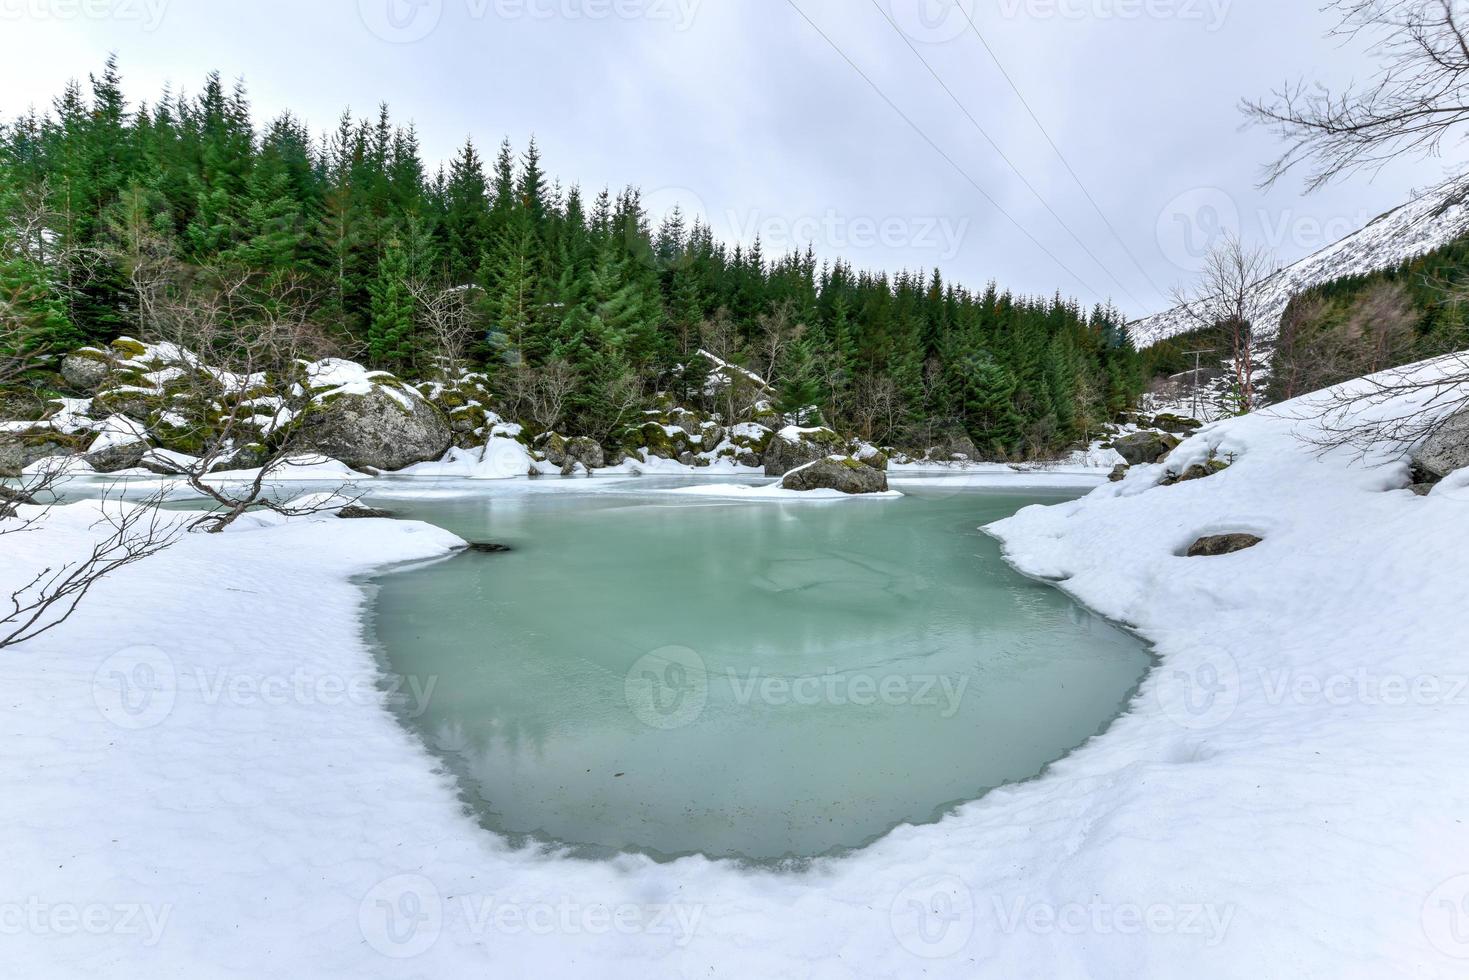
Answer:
865, 0, 1146, 311
950, 0, 1170, 305
783, 0, 1102, 302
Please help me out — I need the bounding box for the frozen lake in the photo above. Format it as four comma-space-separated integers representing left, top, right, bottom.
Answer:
364, 478, 1152, 862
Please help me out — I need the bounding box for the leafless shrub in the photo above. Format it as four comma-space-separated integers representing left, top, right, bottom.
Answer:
409, 281, 480, 378
501, 357, 577, 433
847, 372, 901, 444
1169, 235, 1277, 412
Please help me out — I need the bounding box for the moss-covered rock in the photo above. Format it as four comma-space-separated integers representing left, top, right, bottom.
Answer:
1114, 431, 1181, 466
292, 385, 452, 471
538, 432, 569, 466
763, 426, 847, 476
633, 422, 678, 460
109, 337, 148, 359
1152, 413, 1205, 435
781, 455, 890, 494
61, 348, 114, 393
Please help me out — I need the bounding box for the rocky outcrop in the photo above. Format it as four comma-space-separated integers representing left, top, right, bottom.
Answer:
1411, 408, 1469, 480
781, 455, 890, 494
1108, 464, 1129, 483
1114, 431, 1180, 466
763, 426, 848, 476
1187, 533, 1263, 557
293, 385, 452, 472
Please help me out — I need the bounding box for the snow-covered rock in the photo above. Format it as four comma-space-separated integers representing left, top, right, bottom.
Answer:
294, 373, 452, 473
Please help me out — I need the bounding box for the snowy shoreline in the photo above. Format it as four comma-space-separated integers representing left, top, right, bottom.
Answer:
5, 362, 1468, 976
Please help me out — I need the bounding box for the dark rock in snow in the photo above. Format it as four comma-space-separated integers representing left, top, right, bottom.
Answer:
337, 504, 395, 520
84, 440, 148, 474
1186, 533, 1263, 558
1108, 464, 1129, 483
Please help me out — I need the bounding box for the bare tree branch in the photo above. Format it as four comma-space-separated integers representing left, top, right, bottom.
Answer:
1244, 0, 1469, 190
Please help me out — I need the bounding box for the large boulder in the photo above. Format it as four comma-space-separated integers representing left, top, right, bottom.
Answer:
563, 436, 604, 472
781, 455, 890, 495
1412, 408, 1469, 480
293, 384, 452, 472
763, 426, 848, 476
60, 349, 113, 393
1114, 431, 1180, 466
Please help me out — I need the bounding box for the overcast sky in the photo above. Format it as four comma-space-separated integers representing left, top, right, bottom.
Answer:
0, 0, 1458, 317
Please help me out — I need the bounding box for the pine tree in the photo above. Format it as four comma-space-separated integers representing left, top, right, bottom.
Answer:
368, 236, 415, 371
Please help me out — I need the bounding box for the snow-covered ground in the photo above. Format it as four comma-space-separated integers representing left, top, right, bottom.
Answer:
1133, 171, 1469, 347
4, 358, 1468, 977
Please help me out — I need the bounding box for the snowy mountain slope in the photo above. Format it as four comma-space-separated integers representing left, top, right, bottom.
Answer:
1133, 173, 1469, 348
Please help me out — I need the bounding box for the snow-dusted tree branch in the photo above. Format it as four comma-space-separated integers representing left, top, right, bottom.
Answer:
0, 483, 184, 650
1244, 0, 1469, 190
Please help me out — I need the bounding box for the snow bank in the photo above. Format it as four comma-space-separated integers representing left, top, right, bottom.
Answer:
5, 356, 1469, 976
